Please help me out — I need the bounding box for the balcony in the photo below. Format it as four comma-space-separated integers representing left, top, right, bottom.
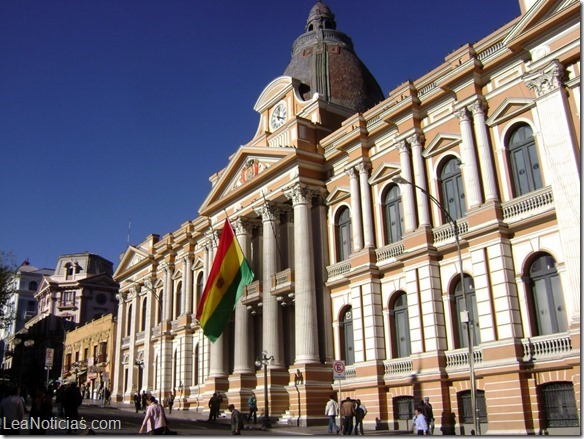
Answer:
445, 347, 483, 370
271, 269, 294, 306
383, 358, 414, 378
502, 186, 554, 223
522, 333, 572, 362
326, 260, 351, 279
375, 242, 405, 264
242, 280, 261, 306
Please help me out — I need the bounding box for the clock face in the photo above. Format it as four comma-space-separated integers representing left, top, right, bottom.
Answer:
270, 102, 287, 131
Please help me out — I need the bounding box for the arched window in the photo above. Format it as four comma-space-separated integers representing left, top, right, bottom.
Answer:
382, 185, 404, 244
439, 157, 466, 222
141, 298, 147, 332
390, 292, 411, 358
196, 272, 204, 310
175, 281, 182, 319
453, 275, 480, 348
193, 344, 200, 385
539, 382, 579, 428
527, 254, 567, 335
339, 307, 354, 365
126, 304, 132, 336
336, 207, 352, 262
507, 124, 542, 197
157, 288, 163, 324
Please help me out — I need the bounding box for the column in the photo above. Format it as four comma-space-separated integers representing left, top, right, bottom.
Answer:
208, 229, 228, 377
284, 184, 319, 363
357, 162, 375, 247
254, 202, 284, 367
469, 99, 498, 201
113, 293, 125, 399
163, 265, 173, 322
127, 289, 138, 392
346, 167, 364, 251
455, 107, 483, 209
396, 140, 417, 232
524, 60, 580, 319
160, 264, 173, 393
183, 256, 193, 315
232, 218, 254, 374
409, 133, 431, 227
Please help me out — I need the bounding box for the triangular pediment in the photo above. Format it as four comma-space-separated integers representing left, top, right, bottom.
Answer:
423, 133, 462, 158
486, 98, 535, 126
114, 246, 151, 279
369, 162, 401, 186
199, 146, 296, 212
326, 186, 351, 205
503, 0, 579, 49
78, 273, 119, 289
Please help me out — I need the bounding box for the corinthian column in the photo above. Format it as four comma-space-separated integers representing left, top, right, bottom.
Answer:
357, 162, 375, 247
254, 203, 284, 367
455, 108, 482, 209
396, 140, 417, 232
469, 99, 498, 201
284, 184, 319, 364
346, 167, 364, 251
208, 229, 227, 378
409, 133, 430, 227
232, 218, 254, 374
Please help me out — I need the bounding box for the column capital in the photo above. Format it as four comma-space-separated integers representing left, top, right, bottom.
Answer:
356, 161, 371, 175
524, 60, 564, 97
284, 183, 317, 207
407, 133, 425, 148
395, 139, 410, 153
345, 166, 358, 179
253, 202, 280, 223
231, 217, 254, 236
455, 107, 471, 122
468, 98, 487, 117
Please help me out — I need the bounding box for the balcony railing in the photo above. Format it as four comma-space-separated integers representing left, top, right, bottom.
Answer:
326, 261, 351, 278
375, 242, 405, 263
522, 334, 572, 362
433, 220, 468, 244
445, 347, 483, 369
383, 358, 413, 376
502, 186, 554, 222
242, 280, 261, 306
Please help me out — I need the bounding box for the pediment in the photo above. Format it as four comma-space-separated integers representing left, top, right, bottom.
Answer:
199, 146, 296, 212
423, 133, 462, 158
369, 162, 401, 186
79, 273, 119, 288
503, 0, 578, 49
326, 186, 351, 205
486, 98, 535, 126
254, 76, 297, 114
114, 246, 151, 279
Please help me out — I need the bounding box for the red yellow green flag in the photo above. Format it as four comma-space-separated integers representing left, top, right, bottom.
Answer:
196, 219, 254, 343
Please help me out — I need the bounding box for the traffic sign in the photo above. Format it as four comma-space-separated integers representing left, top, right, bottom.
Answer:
333, 360, 346, 380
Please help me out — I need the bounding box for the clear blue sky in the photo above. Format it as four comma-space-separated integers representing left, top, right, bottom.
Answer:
1, 0, 521, 270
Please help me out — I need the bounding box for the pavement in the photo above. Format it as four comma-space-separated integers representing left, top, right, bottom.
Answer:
93, 400, 409, 436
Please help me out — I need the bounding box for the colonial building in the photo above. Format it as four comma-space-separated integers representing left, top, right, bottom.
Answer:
62, 313, 117, 400
112, 0, 580, 434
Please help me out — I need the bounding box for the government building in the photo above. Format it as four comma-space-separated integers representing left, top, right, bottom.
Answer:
112, 0, 580, 434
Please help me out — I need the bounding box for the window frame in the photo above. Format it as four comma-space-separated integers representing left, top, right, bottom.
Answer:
382, 184, 404, 244
439, 157, 466, 222
507, 124, 543, 197
335, 207, 352, 262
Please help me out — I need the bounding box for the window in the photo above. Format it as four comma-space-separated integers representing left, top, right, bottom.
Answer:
141, 298, 147, 332
196, 272, 204, 307
339, 307, 354, 365
453, 275, 480, 349
390, 292, 411, 358
539, 382, 579, 428
175, 281, 182, 319
527, 254, 567, 335
382, 185, 404, 244
508, 124, 542, 197
394, 396, 414, 420
157, 289, 163, 324
440, 157, 466, 222
28, 281, 38, 291
335, 207, 352, 262
458, 389, 487, 424
127, 304, 132, 336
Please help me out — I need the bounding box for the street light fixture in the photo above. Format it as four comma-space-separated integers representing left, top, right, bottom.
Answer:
255, 352, 274, 429
12, 329, 35, 387
391, 175, 479, 434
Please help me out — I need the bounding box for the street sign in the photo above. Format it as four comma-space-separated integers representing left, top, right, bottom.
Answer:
45, 348, 54, 367
333, 360, 346, 380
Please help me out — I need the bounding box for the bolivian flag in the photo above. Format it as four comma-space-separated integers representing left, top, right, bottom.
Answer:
196, 218, 254, 343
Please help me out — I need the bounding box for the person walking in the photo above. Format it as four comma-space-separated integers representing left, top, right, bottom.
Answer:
208, 392, 221, 422
62, 383, 82, 434
133, 392, 141, 413
228, 404, 244, 435
166, 392, 175, 414
29, 385, 53, 435
141, 391, 148, 413
325, 394, 340, 434
139, 396, 167, 435
339, 397, 355, 435
247, 392, 257, 424
420, 397, 434, 435
413, 408, 428, 435
353, 399, 367, 435
0, 386, 25, 435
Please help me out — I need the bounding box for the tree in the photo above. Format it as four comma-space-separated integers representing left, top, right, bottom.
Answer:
0, 251, 16, 330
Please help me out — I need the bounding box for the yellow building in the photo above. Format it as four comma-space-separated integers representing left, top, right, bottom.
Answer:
113, 0, 580, 434
63, 313, 117, 400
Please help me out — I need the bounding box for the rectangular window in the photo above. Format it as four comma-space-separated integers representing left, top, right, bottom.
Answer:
459, 390, 488, 424
394, 396, 414, 420
541, 383, 579, 427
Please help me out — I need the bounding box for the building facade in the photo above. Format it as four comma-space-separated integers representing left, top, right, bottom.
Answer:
112, 0, 580, 434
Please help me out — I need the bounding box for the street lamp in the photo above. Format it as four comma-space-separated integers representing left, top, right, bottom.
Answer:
391, 175, 479, 434
12, 329, 35, 387
255, 352, 274, 429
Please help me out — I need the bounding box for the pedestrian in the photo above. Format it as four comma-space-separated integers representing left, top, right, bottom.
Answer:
141, 391, 148, 413
420, 397, 434, 435
228, 403, 244, 435
55, 383, 65, 417
104, 387, 111, 406
29, 385, 53, 435
139, 396, 168, 435
353, 399, 367, 435
166, 392, 175, 414
339, 397, 355, 435
247, 392, 257, 424
324, 394, 340, 434
413, 408, 428, 435
207, 392, 221, 422
0, 386, 25, 435
133, 392, 141, 413
61, 382, 82, 434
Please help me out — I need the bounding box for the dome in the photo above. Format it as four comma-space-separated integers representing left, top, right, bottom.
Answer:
283, 1, 384, 113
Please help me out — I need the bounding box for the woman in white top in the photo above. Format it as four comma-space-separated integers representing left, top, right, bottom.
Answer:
139, 396, 167, 435
325, 395, 340, 434
413, 408, 428, 435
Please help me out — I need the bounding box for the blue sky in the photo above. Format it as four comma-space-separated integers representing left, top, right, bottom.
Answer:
0, 1, 521, 270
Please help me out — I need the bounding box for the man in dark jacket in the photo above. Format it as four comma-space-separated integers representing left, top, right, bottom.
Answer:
339, 397, 355, 435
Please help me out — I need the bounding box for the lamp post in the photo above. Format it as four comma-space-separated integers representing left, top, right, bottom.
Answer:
392, 175, 479, 434
12, 329, 35, 388
255, 352, 274, 429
